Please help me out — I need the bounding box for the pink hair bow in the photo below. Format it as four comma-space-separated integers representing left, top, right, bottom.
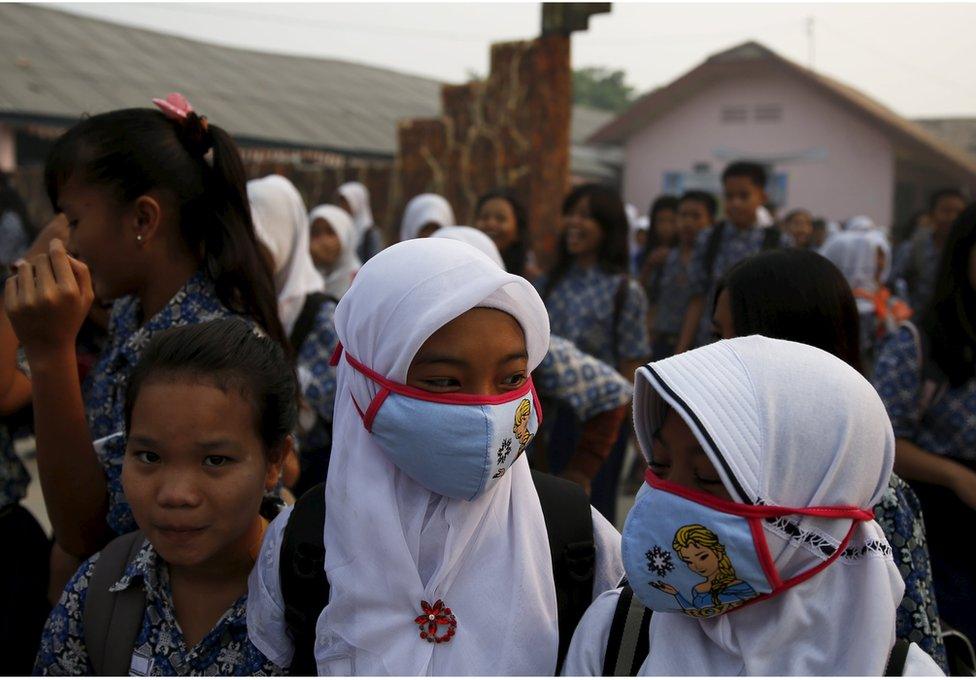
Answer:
152, 92, 194, 122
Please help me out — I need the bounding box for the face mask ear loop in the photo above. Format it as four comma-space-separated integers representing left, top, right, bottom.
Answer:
362, 387, 391, 432
749, 517, 784, 589
775, 518, 862, 593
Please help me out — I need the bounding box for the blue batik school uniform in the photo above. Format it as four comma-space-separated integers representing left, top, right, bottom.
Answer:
34, 538, 282, 676
83, 270, 246, 536
873, 323, 976, 645
686, 221, 793, 347
538, 265, 650, 367
293, 299, 340, 497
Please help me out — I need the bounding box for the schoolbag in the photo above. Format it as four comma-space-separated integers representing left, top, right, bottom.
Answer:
602, 584, 913, 676
702, 222, 783, 288
280, 470, 596, 676
289, 292, 338, 353
83, 530, 148, 677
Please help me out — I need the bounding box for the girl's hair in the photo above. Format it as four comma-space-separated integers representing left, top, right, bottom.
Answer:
646, 194, 680, 251
920, 202, 976, 387
715, 249, 863, 374
123, 318, 298, 456
544, 183, 629, 299
673, 524, 738, 606
44, 108, 286, 349
476, 189, 529, 276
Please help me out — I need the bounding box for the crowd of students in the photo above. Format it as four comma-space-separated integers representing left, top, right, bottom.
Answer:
0, 93, 973, 676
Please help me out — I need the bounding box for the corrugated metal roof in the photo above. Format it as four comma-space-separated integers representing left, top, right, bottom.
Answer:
0, 3, 443, 156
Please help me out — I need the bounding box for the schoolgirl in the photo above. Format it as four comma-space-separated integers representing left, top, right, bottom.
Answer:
247, 238, 623, 675
710, 248, 946, 669
874, 203, 976, 646
308, 203, 360, 300
430, 225, 634, 494
248, 175, 341, 497
35, 318, 293, 675
3, 93, 283, 558
539, 183, 650, 520
564, 336, 943, 675
650, 191, 716, 361
399, 193, 456, 242
336, 181, 381, 262
822, 230, 911, 368
473, 189, 538, 278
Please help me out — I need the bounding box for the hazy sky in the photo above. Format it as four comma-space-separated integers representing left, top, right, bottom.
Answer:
49, 2, 976, 119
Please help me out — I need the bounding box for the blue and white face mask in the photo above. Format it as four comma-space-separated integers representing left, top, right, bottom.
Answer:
621, 470, 874, 619
334, 346, 542, 501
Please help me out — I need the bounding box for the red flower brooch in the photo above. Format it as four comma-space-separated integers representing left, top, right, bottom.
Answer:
415, 599, 457, 644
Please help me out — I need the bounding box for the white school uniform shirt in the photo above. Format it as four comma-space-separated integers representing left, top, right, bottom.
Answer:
247, 238, 623, 675
564, 337, 944, 676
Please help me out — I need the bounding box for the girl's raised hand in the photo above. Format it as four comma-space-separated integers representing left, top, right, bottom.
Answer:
4, 238, 94, 361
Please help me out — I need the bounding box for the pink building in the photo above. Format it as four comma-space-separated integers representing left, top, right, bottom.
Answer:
589, 41, 976, 229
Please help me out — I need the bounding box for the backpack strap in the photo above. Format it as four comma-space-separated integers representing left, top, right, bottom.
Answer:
83, 531, 148, 677
610, 275, 629, 362
702, 222, 726, 287
760, 225, 782, 250
280, 482, 330, 676
530, 469, 595, 674
603, 584, 653, 676
884, 638, 911, 676
289, 293, 337, 353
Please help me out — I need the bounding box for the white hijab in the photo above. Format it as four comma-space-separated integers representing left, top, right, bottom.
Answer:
337, 181, 375, 242
400, 194, 456, 242
247, 175, 325, 335
631, 336, 902, 676
308, 204, 361, 300
320, 238, 558, 675
431, 226, 505, 269
822, 230, 892, 314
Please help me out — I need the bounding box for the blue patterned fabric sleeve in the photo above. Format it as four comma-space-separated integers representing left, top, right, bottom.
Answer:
872, 325, 921, 440
34, 555, 99, 675
615, 280, 650, 362
297, 300, 339, 425
534, 335, 632, 422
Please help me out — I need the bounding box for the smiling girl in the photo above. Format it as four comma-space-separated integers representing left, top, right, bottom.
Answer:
35, 318, 293, 675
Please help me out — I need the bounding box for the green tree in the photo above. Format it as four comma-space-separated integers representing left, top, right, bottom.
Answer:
573, 67, 635, 113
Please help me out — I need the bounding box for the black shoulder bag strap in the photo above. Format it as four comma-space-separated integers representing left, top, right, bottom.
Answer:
610, 275, 630, 362
289, 292, 338, 352
83, 530, 148, 677
702, 221, 726, 288
884, 638, 911, 676
530, 469, 596, 674
603, 583, 653, 676
280, 482, 330, 676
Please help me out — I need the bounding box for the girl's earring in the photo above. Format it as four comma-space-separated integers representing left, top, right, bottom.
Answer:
136, 235, 143, 243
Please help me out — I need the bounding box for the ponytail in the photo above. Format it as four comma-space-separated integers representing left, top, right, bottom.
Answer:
44, 105, 287, 350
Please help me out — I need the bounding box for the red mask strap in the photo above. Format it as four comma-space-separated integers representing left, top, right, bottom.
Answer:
329, 342, 344, 367
749, 517, 783, 589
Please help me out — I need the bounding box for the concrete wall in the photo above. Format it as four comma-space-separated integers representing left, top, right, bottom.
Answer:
622, 70, 897, 226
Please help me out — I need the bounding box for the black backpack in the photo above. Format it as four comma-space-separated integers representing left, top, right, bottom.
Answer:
602, 583, 913, 676
280, 470, 596, 675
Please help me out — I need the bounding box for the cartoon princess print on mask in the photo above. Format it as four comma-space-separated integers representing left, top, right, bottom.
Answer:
492, 398, 535, 479
650, 523, 758, 617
